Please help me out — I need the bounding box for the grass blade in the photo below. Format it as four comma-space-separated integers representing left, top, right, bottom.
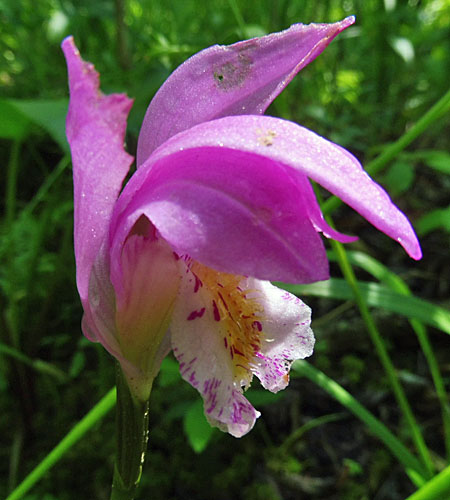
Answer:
279, 279, 450, 335
332, 250, 450, 460
292, 360, 427, 486
322, 88, 450, 216
405, 464, 450, 500
5, 388, 116, 500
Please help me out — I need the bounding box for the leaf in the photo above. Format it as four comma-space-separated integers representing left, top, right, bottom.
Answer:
292, 361, 427, 484
158, 357, 181, 387
242, 24, 267, 38
418, 151, 450, 175
10, 99, 69, 151
0, 99, 31, 140
246, 389, 285, 407
183, 399, 214, 453
343, 458, 364, 477
330, 250, 409, 294
277, 279, 450, 335
401, 150, 450, 175
382, 161, 415, 196
416, 206, 450, 235
69, 351, 86, 378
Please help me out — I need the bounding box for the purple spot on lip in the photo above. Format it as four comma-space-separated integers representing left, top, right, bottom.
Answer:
217, 292, 229, 311
252, 320, 262, 331
189, 371, 198, 387
212, 300, 221, 321
193, 273, 203, 293
206, 402, 217, 414
187, 307, 206, 320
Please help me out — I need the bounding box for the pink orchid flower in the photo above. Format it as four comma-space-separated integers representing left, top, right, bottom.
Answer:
62, 17, 421, 438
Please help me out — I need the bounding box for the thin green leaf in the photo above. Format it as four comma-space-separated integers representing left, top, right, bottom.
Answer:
405, 464, 450, 500
322, 88, 450, 215
292, 361, 427, 486
183, 399, 214, 453
5, 388, 116, 500
278, 413, 345, 455
0, 100, 31, 140
0, 342, 68, 382
328, 250, 408, 293
324, 237, 434, 477
416, 207, 450, 236
330, 250, 450, 460
10, 99, 69, 152
404, 150, 450, 175
278, 279, 450, 335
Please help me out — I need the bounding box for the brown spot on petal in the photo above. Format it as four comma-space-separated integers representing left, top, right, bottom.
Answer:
213, 48, 254, 91
256, 128, 277, 147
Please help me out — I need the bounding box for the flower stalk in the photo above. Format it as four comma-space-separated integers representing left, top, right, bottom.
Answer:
110, 363, 150, 500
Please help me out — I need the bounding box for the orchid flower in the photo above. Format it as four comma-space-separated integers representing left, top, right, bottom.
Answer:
62, 17, 421, 438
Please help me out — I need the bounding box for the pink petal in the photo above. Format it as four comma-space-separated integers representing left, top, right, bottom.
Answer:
84, 242, 136, 375
86, 222, 179, 401
110, 116, 420, 289
116, 116, 421, 272
109, 145, 329, 288
114, 228, 180, 399
294, 173, 358, 243
61, 37, 134, 306
136, 17, 354, 165
84, 243, 119, 347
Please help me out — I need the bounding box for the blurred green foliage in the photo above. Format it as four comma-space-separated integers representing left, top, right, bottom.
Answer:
1, 0, 449, 499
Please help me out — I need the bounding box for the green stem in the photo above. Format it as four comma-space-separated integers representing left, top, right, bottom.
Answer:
331, 250, 450, 461
110, 363, 150, 500
115, 0, 130, 72
5, 388, 116, 500
411, 320, 450, 462
22, 154, 70, 216
405, 464, 450, 500
293, 361, 427, 486
311, 300, 354, 329
0, 342, 68, 382
5, 139, 21, 226
322, 88, 450, 216
279, 413, 345, 454
329, 237, 434, 478
227, 0, 246, 37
